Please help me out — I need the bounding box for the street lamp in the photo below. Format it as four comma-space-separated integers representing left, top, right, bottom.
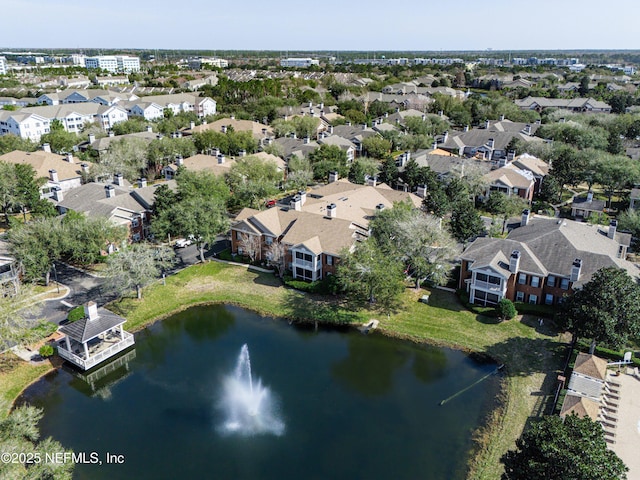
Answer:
52, 263, 60, 294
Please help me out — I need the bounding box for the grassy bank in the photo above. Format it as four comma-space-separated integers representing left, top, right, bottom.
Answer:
1, 260, 566, 479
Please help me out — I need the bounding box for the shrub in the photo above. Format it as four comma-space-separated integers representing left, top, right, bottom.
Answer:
496, 298, 517, 320
67, 306, 85, 322
283, 275, 340, 295
32, 321, 58, 338
39, 344, 55, 358
513, 301, 557, 317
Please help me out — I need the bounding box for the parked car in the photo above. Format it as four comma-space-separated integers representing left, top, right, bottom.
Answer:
266, 199, 277, 208
174, 238, 192, 248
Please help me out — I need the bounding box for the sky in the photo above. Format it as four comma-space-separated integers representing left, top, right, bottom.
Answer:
2, 0, 639, 52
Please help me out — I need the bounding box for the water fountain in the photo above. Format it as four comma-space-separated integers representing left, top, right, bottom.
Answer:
218, 344, 285, 436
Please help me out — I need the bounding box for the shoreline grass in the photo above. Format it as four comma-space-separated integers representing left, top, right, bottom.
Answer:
0, 260, 566, 480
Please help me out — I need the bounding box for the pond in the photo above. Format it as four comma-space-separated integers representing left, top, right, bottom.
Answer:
20, 305, 501, 480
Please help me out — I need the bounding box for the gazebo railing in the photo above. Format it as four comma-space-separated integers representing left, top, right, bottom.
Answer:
58, 332, 135, 370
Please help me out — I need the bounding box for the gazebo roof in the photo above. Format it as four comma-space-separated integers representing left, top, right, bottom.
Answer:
59, 307, 126, 343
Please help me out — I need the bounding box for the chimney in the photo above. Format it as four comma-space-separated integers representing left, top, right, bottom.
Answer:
230, 115, 235, 120
431, 141, 438, 150
347, 121, 352, 127
521, 209, 530, 227
608, 219, 617, 239
156, 134, 163, 140
290, 194, 302, 211
298, 190, 307, 206
485, 120, 490, 129
375, 203, 385, 213
42, 143, 51, 153
499, 114, 505, 121
487, 138, 495, 149
395, 107, 400, 113
464, 125, 469, 132
523, 124, 532, 135
570, 258, 582, 282
105, 184, 115, 198
84, 301, 98, 321
66, 153, 74, 163
509, 250, 521, 273
291, 132, 297, 139
366, 175, 377, 187
213, 148, 220, 157
507, 150, 516, 161
384, 112, 389, 118
303, 137, 310, 144
49, 169, 58, 182
114, 173, 124, 187
108, 131, 115, 137
217, 154, 225, 164
52, 186, 63, 202
146, 125, 153, 133
190, 121, 195, 130
416, 184, 427, 198
88, 133, 95, 143
175, 155, 184, 166
326, 203, 336, 218
138, 178, 147, 188
362, 123, 367, 130
202, 119, 207, 125
319, 102, 324, 110
443, 131, 449, 143
80, 163, 89, 174
221, 125, 227, 133
328, 125, 334, 134
586, 191, 594, 202
328, 171, 339, 183
262, 128, 268, 135
438, 110, 444, 117
239, 149, 247, 157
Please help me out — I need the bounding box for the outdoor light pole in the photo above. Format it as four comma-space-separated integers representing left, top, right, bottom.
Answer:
52, 263, 60, 294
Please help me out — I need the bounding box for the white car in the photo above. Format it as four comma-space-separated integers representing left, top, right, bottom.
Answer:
174, 238, 192, 248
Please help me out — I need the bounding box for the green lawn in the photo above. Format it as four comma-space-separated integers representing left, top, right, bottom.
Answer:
1, 260, 566, 480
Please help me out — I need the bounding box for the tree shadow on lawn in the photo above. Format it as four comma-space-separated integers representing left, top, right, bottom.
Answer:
486, 336, 568, 378
251, 271, 283, 288
279, 290, 363, 325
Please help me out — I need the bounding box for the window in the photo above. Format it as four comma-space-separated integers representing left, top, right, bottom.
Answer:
132, 233, 141, 242
235, 231, 242, 240
545, 294, 554, 305
131, 218, 139, 228
518, 273, 527, 285
295, 251, 313, 263
560, 278, 570, 290
476, 272, 487, 282
326, 255, 333, 265
528, 294, 538, 305
547, 275, 556, 287
265, 236, 273, 245
516, 291, 525, 302
531, 276, 540, 288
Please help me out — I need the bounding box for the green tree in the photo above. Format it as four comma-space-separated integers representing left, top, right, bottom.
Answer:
449, 200, 486, 245
104, 243, 175, 299
39, 119, 79, 153
285, 155, 314, 191
336, 239, 404, 311
556, 267, 640, 352
92, 137, 149, 181
226, 156, 283, 210
371, 202, 458, 289
496, 298, 517, 321
617, 208, 640, 250
308, 144, 349, 181
0, 404, 74, 480
0, 134, 37, 155
0, 285, 43, 346
362, 136, 392, 159
501, 414, 627, 480
348, 158, 379, 185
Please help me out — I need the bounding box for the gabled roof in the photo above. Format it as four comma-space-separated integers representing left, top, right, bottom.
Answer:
188, 118, 271, 138
443, 129, 543, 152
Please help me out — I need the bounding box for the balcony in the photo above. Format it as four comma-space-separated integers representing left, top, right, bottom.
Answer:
292, 258, 319, 270
472, 280, 506, 294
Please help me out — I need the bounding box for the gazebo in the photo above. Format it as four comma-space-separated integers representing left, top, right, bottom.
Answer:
58, 301, 135, 370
